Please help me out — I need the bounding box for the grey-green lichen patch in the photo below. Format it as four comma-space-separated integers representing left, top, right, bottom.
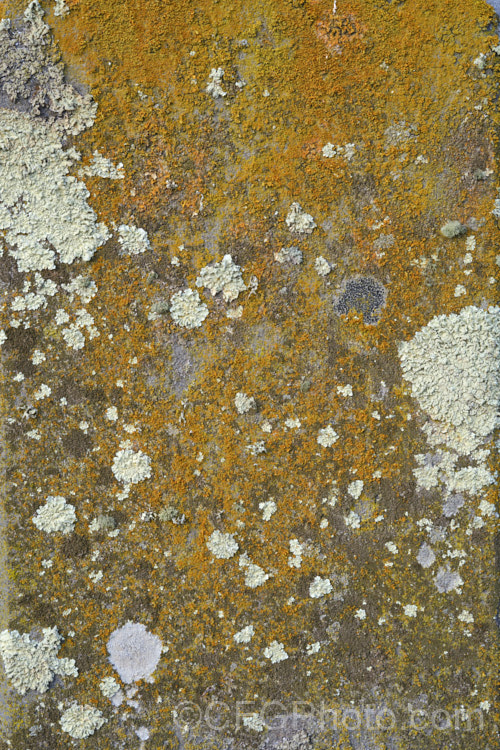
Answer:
0, 108, 110, 272
59, 702, 106, 739
398, 306, 500, 451
0, 627, 77, 695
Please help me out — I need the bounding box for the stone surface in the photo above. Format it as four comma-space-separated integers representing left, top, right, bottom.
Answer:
0, 0, 498, 748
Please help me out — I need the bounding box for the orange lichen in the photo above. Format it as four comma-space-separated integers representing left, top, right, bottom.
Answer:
0, 0, 499, 747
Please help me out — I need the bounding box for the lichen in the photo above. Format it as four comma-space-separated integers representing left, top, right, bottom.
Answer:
285, 202, 317, 234
32, 496, 76, 534
169, 288, 209, 329
206, 530, 239, 559
111, 448, 152, 484
59, 703, 106, 739
107, 622, 162, 683
0, 627, 78, 695
0, 108, 110, 272
196, 254, 246, 302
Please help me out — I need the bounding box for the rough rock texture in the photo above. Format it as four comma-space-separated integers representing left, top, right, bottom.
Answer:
0, 0, 499, 748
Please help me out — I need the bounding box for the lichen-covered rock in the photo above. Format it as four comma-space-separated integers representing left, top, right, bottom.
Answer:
0, 1, 96, 134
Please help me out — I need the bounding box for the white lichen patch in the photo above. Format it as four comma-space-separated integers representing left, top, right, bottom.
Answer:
196, 254, 246, 302
344, 510, 361, 529
317, 425, 338, 447
347, 480, 364, 499
111, 449, 152, 484
259, 500, 277, 521
31, 349, 46, 364
89, 514, 116, 533
285, 202, 317, 234
33, 383, 51, 400
32, 496, 76, 534
170, 288, 209, 329
306, 641, 321, 655
107, 622, 163, 683
309, 576, 332, 599
233, 625, 254, 643
0, 109, 109, 272
288, 538, 303, 568
0, 627, 77, 695
117, 224, 150, 255
55, 309, 70, 325
60, 703, 106, 739
11, 292, 45, 311
440, 220, 466, 238
54, 0, 69, 17
274, 246, 303, 264
81, 150, 124, 179
246, 440, 266, 456
322, 142, 356, 160
105, 406, 118, 422
263, 640, 288, 663
242, 714, 265, 732
403, 604, 418, 617
62, 275, 97, 303
226, 305, 243, 319
478, 499, 495, 516
206, 67, 227, 98
458, 610, 474, 624
99, 676, 121, 699
61, 324, 85, 350
322, 142, 337, 158
35, 273, 58, 297
234, 392, 255, 414
413, 449, 495, 496
398, 306, 500, 450
337, 384, 353, 397
206, 530, 239, 559
239, 553, 270, 588
434, 566, 463, 594
314, 256, 332, 276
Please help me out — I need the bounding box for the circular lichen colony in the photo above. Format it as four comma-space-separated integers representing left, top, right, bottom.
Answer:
106, 622, 163, 683
398, 305, 500, 448
335, 276, 387, 324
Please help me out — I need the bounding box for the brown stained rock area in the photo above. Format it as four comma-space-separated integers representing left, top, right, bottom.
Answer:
0, 0, 499, 748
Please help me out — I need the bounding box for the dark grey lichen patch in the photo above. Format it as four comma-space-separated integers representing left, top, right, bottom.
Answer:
335, 276, 387, 324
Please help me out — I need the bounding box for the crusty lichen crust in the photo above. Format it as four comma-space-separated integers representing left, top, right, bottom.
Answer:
0, 0, 498, 748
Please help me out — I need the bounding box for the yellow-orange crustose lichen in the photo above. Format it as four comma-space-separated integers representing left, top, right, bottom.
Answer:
0, 0, 498, 748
